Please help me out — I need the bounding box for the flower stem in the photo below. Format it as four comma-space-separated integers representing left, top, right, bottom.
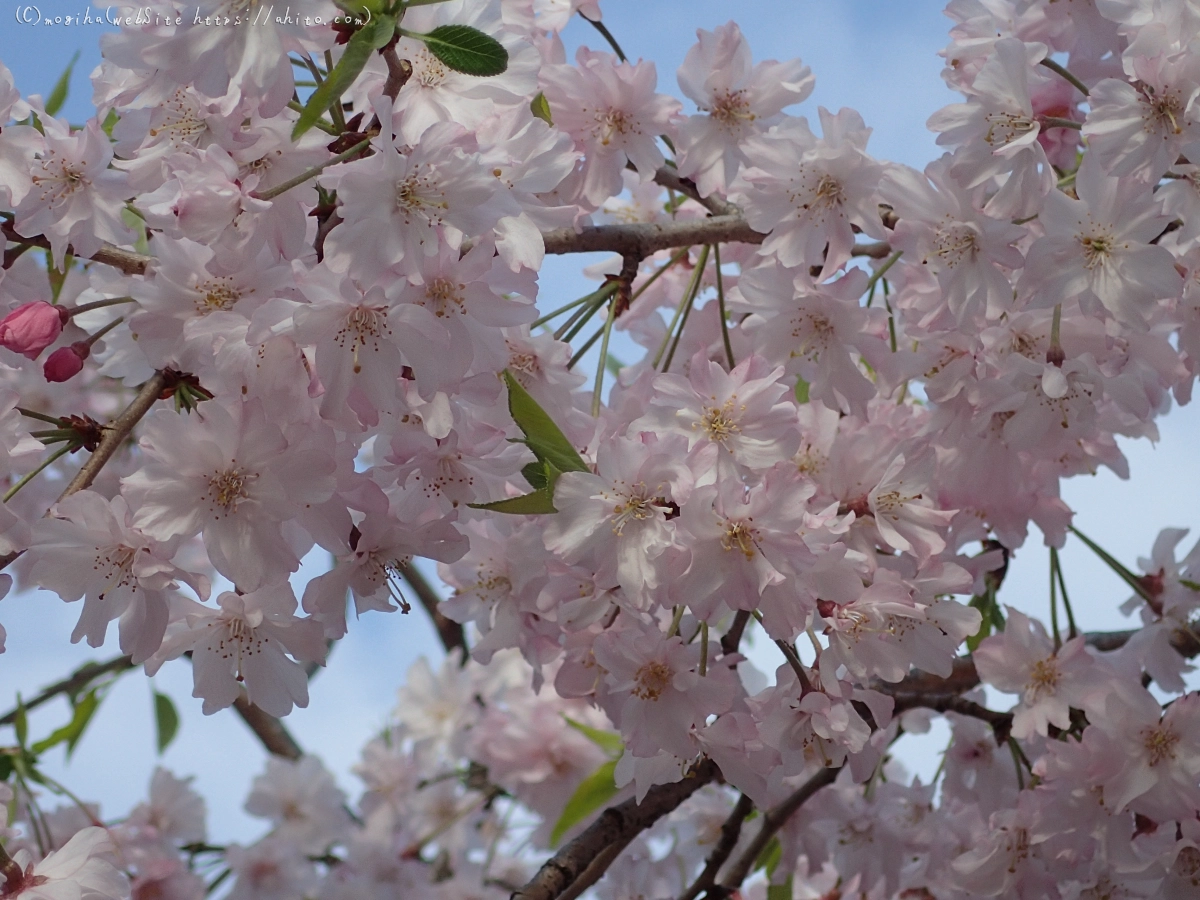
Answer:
253, 137, 372, 202
1040, 116, 1082, 131
658, 244, 710, 372
714, 244, 735, 370
1038, 58, 1090, 97
17, 407, 64, 425
591, 296, 618, 417
4, 443, 75, 502
1049, 547, 1062, 651
1068, 524, 1153, 607
585, 15, 628, 61
67, 295, 135, 318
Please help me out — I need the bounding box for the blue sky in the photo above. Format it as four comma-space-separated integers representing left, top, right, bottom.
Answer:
4, 0, 1200, 842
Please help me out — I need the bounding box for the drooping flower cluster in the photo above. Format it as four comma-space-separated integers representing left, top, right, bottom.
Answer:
5, 0, 1200, 897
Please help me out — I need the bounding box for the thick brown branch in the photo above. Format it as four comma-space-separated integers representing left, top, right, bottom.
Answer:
542, 215, 765, 258
0, 655, 134, 726
0, 371, 168, 572
398, 560, 467, 659
1, 223, 150, 276
893, 694, 1013, 745
720, 610, 751, 657
716, 766, 839, 895
677, 793, 754, 900
512, 758, 721, 900
880, 624, 1200, 700
232, 695, 303, 760
650, 166, 739, 217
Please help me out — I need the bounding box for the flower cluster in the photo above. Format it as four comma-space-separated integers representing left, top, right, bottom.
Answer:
3, 0, 1200, 897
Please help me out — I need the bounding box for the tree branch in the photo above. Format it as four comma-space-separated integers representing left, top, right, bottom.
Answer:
231, 694, 303, 760
720, 610, 751, 657
512, 758, 721, 900
650, 166, 739, 217
715, 765, 839, 895
398, 560, 467, 659
1, 223, 149, 276
0, 371, 168, 572
0, 655, 134, 726
677, 793, 754, 900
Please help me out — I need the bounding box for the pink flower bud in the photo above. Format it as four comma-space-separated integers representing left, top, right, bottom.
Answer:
0, 301, 68, 360
43, 341, 90, 383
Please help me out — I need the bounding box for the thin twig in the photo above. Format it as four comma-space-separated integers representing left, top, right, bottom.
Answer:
512, 759, 721, 900
0, 655, 134, 727
0, 371, 168, 572
398, 560, 467, 659
231, 694, 303, 759
717, 766, 839, 893
720, 610, 751, 657
676, 794, 754, 900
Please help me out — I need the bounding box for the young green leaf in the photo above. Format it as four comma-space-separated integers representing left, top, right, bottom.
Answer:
154, 691, 180, 754
755, 835, 782, 876
14, 696, 28, 749
530, 91, 553, 125
549, 758, 618, 847
766, 876, 794, 900
45, 50, 81, 118
562, 716, 623, 757
469, 487, 557, 515
503, 370, 588, 475
521, 460, 552, 491
292, 16, 396, 140
795, 377, 810, 404
31, 688, 99, 758
415, 24, 508, 77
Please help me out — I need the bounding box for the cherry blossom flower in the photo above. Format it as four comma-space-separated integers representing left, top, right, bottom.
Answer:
27, 491, 208, 663
1, 827, 127, 900
675, 21, 814, 197
0, 302, 66, 361
1021, 154, 1182, 328
973, 607, 1097, 738
540, 48, 682, 207
732, 107, 886, 277
146, 582, 325, 717
121, 399, 336, 590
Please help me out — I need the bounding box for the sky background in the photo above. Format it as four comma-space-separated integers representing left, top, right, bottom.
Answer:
4, 0, 1200, 844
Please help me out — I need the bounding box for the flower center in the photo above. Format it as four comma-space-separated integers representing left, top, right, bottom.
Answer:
337, 306, 390, 373
708, 89, 754, 131
699, 399, 740, 444
593, 108, 637, 146
721, 521, 758, 559
633, 660, 672, 700
31, 155, 90, 208
1078, 231, 1115, 269
1027, 657, 1059, 699
1144, 85, 1185, 135
395, 169, 448, 224
930, 223, 979, 269
413, 48, 450, 88
208, 467, 254, 513
983, 111, 1037, 146
195, 277, 242, 314
610, 485, 665, 536
424, 278, 466, 318
1142, 723, 1180, 766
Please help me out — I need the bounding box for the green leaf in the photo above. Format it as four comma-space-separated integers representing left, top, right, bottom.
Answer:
522, 460, 551, 491
755, 835, 782, 876
503, 370, 588, 475
45, 51, 80, 118
101, 109, 119, 138
966, 589, 1005, 653
469, 488, 557, 515
46, 251, 71, 303
1182, 579, 1200, 592
31, 689, 99, 758
530, 91, 553, 125
0, 754, 13, 782
767, 876, 793, 900
562, 716, 623, 757
13, 697, 27, 749
292, 16, 396, 140
415, 24, 508, 77
154, 691, 180, 754
795, 377, 810, 404
549, 759, 618, 847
